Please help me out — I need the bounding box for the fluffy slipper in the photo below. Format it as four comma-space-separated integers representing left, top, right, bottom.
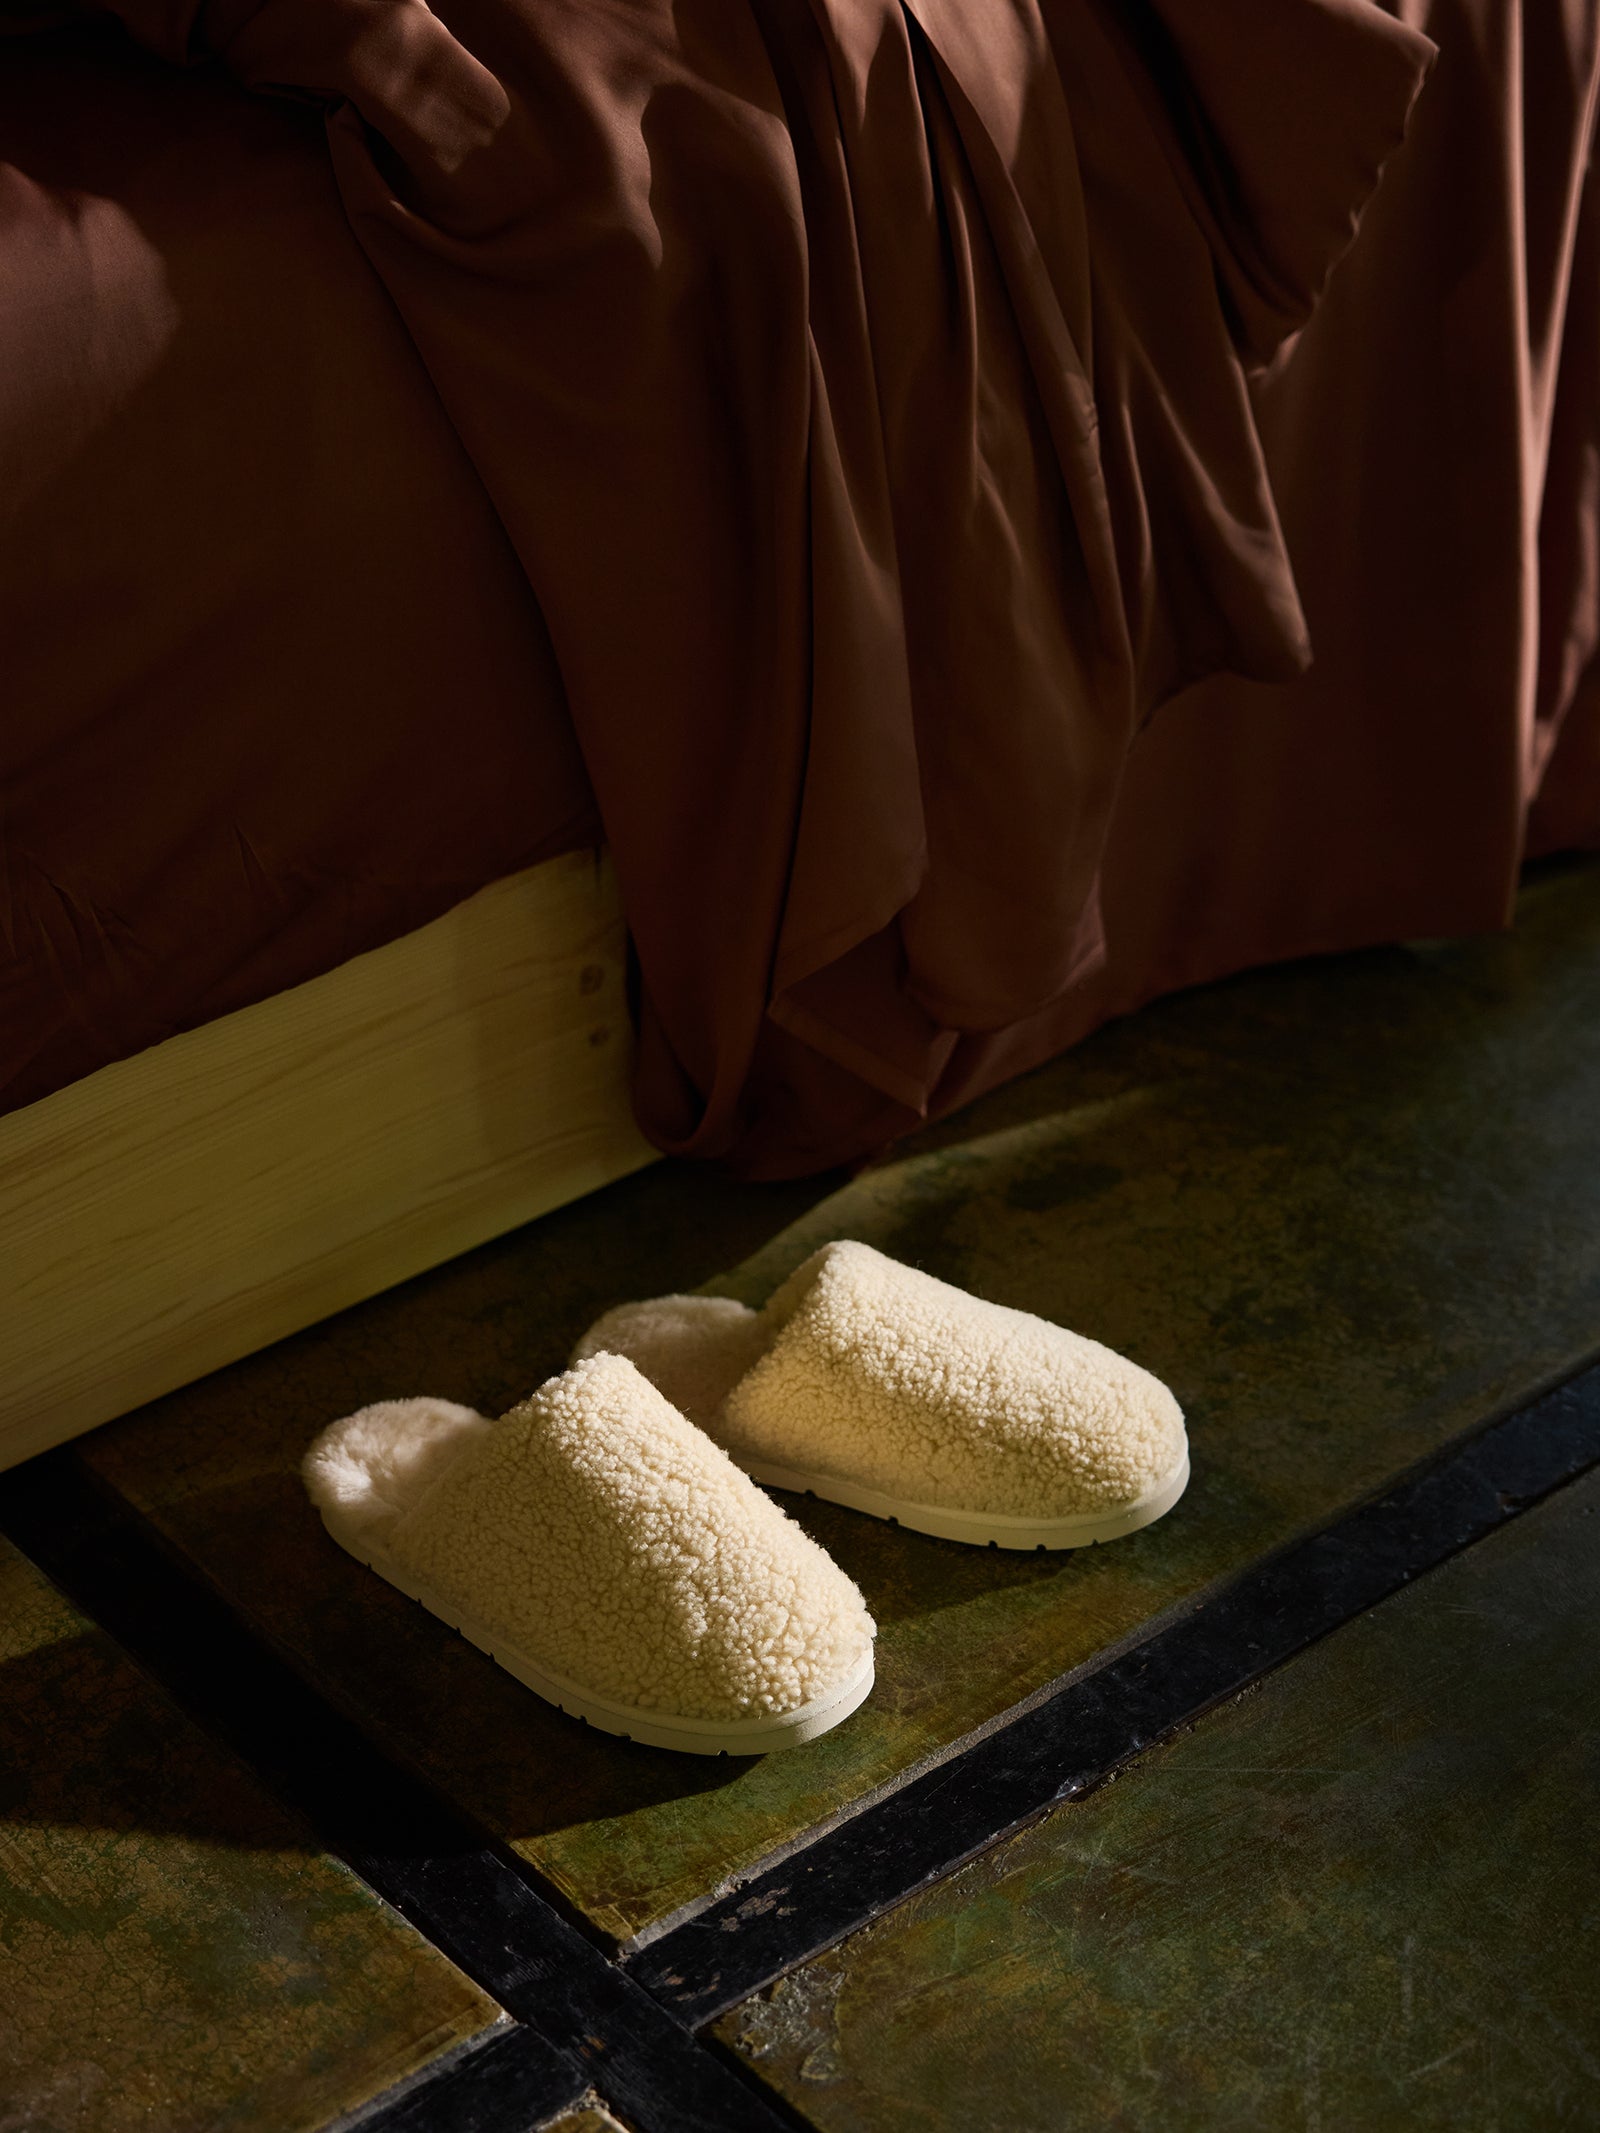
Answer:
574, 1241, 1188, 1551
302, 1355, 876, 1755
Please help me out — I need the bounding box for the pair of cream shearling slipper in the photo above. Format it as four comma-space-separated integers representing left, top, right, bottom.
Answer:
303, 1241, 1188, 1758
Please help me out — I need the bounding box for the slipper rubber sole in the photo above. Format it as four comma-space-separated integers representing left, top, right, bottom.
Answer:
731, 1444, 1191, 1550
319, 1510, 875, 1756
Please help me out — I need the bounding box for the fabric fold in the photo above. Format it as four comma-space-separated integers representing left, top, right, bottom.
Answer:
1112, 0, 1439, 366
8, 0, 1442, 1173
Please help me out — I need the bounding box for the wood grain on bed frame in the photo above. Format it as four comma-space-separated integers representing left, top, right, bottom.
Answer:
1, 851, 654, 1472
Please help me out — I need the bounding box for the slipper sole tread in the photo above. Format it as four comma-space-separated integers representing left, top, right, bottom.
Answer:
731, 1446, 1191, 1550
318, 1509, 875, 1756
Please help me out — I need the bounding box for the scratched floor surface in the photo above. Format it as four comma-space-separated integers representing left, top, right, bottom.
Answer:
717, 1462, 1600, 2132
71, 857, 1600, 1946
0, 1535, 500, 2133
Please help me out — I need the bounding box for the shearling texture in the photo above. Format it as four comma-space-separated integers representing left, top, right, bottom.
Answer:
571, 1295, 767, 1430
578, 1242, 1187, 1518
380, 1354, 874, 1722
723, 1242, 1186, 1515
303, 1396, 492, 1548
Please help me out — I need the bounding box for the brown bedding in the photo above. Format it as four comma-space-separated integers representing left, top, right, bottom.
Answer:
0, 31, 595, 1113
4, 0, 1598, 1175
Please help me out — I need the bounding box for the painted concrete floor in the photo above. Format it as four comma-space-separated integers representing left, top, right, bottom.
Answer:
3, 856, 1599, 2131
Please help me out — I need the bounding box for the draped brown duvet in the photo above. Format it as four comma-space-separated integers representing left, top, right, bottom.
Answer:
3, 0, 1598, 1174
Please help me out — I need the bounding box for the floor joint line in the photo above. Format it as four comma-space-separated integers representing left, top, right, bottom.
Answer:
0, 1451, 803, 2133
4, 1353, 1596, 2118
624, 1357, 1600, 2024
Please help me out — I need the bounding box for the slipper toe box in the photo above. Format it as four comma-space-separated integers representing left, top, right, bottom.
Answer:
727, 1241, 1187, 1521
387, 1353, 874, 1724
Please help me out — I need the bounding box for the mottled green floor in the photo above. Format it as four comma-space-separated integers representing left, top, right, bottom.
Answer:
0, 1536, 500, 2133
719, 1464, 1600, 2132
78, 859, 1600, 1943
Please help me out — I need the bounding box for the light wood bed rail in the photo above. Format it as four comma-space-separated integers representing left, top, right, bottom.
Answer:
1, 851, 654, 1472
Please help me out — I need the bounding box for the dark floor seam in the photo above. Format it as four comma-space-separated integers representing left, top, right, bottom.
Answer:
0, 1451, 809, 2133
5, 1355, 1597, 2118
327, 2021, 583, 2133
624, 1357, 1600, 2024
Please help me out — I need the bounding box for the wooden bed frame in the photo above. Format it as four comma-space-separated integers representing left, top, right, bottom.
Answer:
1, 851, 655, 1473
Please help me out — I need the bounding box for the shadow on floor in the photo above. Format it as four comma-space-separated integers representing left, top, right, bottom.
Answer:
64, 857, 1600, 1944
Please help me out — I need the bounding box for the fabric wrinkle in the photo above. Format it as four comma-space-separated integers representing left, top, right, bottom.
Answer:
14, 0, 1584, 1187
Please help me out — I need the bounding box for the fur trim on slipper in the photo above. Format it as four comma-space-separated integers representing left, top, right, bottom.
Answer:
573, 1242, 1188, 1550
303, 1355, 875, 1755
